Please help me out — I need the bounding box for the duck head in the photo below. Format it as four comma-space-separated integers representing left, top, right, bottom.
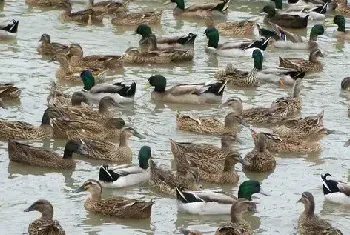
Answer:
261, 5, 276, 17
73, 179, 102, 196
252, 49, 263, 70
171, 0, 185, 10
334, 15, 345, 32
297, 191, 315, 216
146, 75, 167, 92
24, 199, 54, 220
63, 140, 88, 159
238, 180, 268, 200
98, 96, 119, 113
135, 24, 153, 37
39, 34, 50, 43
270, 0, 282, 10
71, 92, 89, 106
310, 24, 324, 40
138, 146, 152, 169
205, 27, 219, 48
80, 70, 95, 90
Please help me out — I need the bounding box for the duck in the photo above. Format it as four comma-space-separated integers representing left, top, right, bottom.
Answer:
204, 16, 255, 36
341, 77, 350, 90
59, 2, 103, 24
73, 179, 154, 219
145, 75, 225, 105
261, 4, 309, 29
0, 19, 19, 39
175, 180, 266, 215
8, 139, 86, 169
25, 0, 69, 8
279, 48, 323, 73
111, 11, 162, 26
24, 199, 65, 235
171, 0, 230, 17
79, 70, 136, 104
0, 83, 20, 99
334, 0, 350, 16
214, 49, 305, 87
214, 199, 254, 235
298, 191, 343, 235
205, 27, 270, 57
0, 98, 4, 109
77, 127, 144, 162
321, 173, 350, 204
149, 159, 201, 195
47, 82, 73, 107
87, 0, 125, 15
37, 34, 69, 57
170, 137, 244, 184
332, 15, 350, 40
99, 146, 152, 188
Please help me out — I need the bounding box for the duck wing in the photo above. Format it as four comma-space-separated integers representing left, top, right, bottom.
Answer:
270, 14, 308, 29
186, 3, 218, 12
268, 21, 303, 43
338, 183, 350, 196
169, 82, 225, 96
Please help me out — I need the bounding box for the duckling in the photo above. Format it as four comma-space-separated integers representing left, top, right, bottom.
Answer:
171, 0, 230, 17
321, 173, 350, 205
214, 199, 254, 235
74, 179, 153, 219
99, 146, 152, 188
145, 75, 225, 105
333, 15, 350, 40
176, 180, 266, 215
341, 77, 350, 90
298, 192, 343, 235
79, 127, 144, 163
205, 27, 270, 57
111, 11, 162, 25
60, 2, 103, 24
150, 160, 201, 195
279, 48, 323, 73
0, 19, 19, 39
0, 83, 20, 99
37, 34, 69, 56
87, 0, 125, 15
25, 0, 69, 8
24, 199, 65, 235
261, 5, 309, 29
8, 139, 86, 169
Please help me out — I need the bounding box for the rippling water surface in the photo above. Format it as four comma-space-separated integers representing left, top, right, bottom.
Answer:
1, 0, 350, 234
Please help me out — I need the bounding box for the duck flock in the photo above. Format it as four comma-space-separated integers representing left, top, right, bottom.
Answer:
1, 0, 350, 234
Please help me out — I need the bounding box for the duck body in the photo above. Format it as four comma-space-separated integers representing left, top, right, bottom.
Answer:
88, 0, 125, 15
37, 34, 69, 56
111, 11, 162, 25
60, 2, 103, 24
25, 0, 69, 8
216, 20, 255, 36
322, 173, 350, 205
0, 83, 20, 99
261, 5, 308, 29
171, 0, 230, 17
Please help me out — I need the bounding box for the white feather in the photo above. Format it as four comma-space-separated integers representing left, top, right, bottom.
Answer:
100, 170, 149, 188
82, 91, 133, 104
325, 193, 350, 205
177, 201, 231, 215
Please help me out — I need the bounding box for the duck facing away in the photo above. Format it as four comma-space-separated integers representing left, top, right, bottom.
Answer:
74, 179, 153, 219
322, 173, 350, 205
24, 199, 65, 235
298, 192, 343, 235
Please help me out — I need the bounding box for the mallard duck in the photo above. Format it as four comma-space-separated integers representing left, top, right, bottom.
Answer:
170, 137, 244, 184
171, 0, 230, 17
8, 139, 86, 169
321, 173, 350, 204
25, 0, 69, 8
146, 75, 225, 105
0, 83, 20, 99
99, 146, 152, 188
175, 180, 266, 215
67, 43, 122, 69
332, 15, 350, 40
76, 127, 144, 162
73, 179, 153, 219
87, 0, 125, 15
334, 0, 350, 16
298, 192, 343, 235
214, 199, 254, 235
0, 19, 19, 39
149, 159, 201, 195
0, 109, 53, 140
59, 2, 103, 24
341, 77, 350, 90
205, 27, 270, 57
204, 15, 255, 36
261, 4, 309, 29
279, 48, 323, 73
24, 199, 65, 235
78, 70, 136, 104
215, 49, 304, 87
111, 11, 162, 25
37, 34, 69, 57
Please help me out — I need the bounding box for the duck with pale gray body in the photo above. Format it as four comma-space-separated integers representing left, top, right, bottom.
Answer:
99, 146, 152, 188
73, 179, 154, 219
171, 0, 230, 17
24, 199, 65, 235
322, 173, 350, 205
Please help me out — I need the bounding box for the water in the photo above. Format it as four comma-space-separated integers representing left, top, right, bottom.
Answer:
1, 0, 350, 234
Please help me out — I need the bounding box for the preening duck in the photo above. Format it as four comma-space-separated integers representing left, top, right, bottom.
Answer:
322, 173, 350, 205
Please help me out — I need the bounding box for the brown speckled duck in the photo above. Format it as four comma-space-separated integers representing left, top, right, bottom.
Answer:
37, 34, 69, 57
74, 179, 153, 219
0, 83, 20, 99
111, 11, 162, 26
279, 48, 324, 73
24, 199, 65, 235
87, 0, 125, 15
25, 0, 69, 8
60, 2, 103, 24
171, 0, 230, 18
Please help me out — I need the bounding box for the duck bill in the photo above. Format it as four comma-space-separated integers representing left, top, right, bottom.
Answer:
218, 99, 229, 108
24, 204, 35, 212
144, 83, 151, 90
133, 130, 145, 139
297, 198, 302, 203
72, 186, 85, 193
259, 189, 270, 196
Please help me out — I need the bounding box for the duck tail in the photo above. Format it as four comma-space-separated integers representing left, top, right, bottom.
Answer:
212, 0, 231, 12
175, 187, 188, 203
115, 82, 136, 97
98, 164, 119, 182
204, 81, 226, 96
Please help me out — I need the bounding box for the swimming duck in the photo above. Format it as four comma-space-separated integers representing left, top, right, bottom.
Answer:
111, 11, 162, 25
76, 127, 144, 162
8, 139, 86, 169
205, 27, 270, 57
203, 15, 255, 36
298, 191, 343, 235
24, 199, 65, 235
74, 179, 153, 219
341, 77, 350, 90
25, 0, 69, 8
79, 70, 136, 104
332, 15, 350, 40
37, 34, 69, 57
176, 180, 266, 215
145, 75, 225, 105
171, 0, 230, 17
176, 112, 242, 135
47, 82, 73, 107
99, 146, 152, 188
60, 2, 103, 24
214, 199, 254, 235
149, 159, 201, 195
87, 0, 125, 15
279, 48, 323, 73
321, 173, 350, 205
261, 4, 309, 29
0, 19, 19, 39
0, 83, 20, 99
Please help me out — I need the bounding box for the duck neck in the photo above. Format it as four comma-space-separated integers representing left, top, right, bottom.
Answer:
41, 111, 51, 125
63, 148, 73, 159
274, 0, 282, 9
119, 132, 129, 147
309, 32, 318, 41
230, 206, 244, 224
98, 101, 110, 114
303, 201, 315, 217
208, 36, 219, 48
40, 209, 53, 221
256, 134, 266, 152
223, 156, 235, 172
253, 55, 263, 71
89, 189, 102, 202
337, 23, 345, 33
246, 68, 258, 85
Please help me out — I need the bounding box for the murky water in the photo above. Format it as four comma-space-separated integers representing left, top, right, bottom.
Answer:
1, 0, 350, 234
